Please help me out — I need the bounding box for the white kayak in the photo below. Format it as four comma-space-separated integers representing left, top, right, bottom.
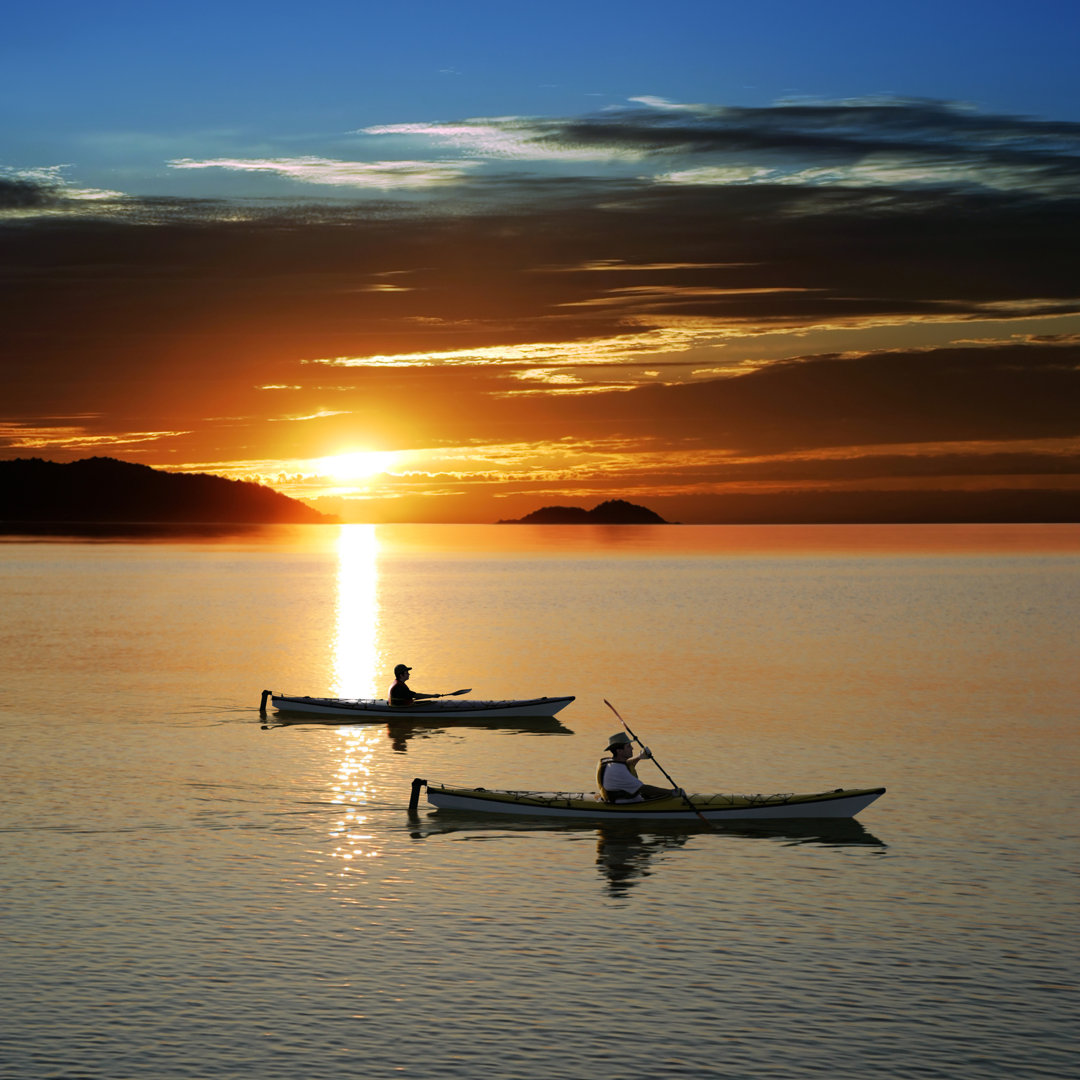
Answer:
413, 779, 885, 821
261, 691, 574, 720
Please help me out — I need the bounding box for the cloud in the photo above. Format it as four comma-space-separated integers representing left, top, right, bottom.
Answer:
524, 341, 1080, 455
360, 118, 639, 162
3, 162, 1076, 358
266, 410, 352, 422
0, 422, 191, 451
167, 156, 480, 189
302, 328, 715, 369
357, 97, 1080, 196
655, 157, 1069, 193
0, 166, 126, 214
10, 96, 1080, 220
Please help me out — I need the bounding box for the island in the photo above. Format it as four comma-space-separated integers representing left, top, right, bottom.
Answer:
0, 457, 337, 524
498, 499, 671, 524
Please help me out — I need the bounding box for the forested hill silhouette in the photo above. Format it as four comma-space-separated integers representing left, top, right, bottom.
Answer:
0, 457, 335, 524
498, 499, 671, 524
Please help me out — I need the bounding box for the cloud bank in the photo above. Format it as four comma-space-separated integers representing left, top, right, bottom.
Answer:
2, 98, 1078, 520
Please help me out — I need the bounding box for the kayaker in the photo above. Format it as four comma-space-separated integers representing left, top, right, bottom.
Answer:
388, 664, 445, 706
599, 732, 678, 802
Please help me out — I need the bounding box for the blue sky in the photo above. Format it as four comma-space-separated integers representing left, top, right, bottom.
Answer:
2, 1, 1079, 522
4, 1, 1078, 198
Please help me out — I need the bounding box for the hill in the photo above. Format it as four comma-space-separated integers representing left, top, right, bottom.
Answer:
498, 499, 671, 524
0, 457, 336, 524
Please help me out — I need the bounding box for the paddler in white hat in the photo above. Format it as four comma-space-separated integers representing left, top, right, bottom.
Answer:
598, 731, 677, 802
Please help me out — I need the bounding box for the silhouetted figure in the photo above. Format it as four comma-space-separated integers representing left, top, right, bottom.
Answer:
597, 732, 678, 802
388, 664, 445, 706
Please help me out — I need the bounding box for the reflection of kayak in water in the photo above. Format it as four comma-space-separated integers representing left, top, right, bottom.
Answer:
263, 714, 573, 738
408, 816, 885, 847
411, 779, 885, 821
261, 691, 574, 720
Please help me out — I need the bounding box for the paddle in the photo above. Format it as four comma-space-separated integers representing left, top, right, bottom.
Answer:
391, 688, 471, 709
604, 699, 713, 828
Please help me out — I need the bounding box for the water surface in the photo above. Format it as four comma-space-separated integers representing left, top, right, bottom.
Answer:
1, 524, 1077, 1078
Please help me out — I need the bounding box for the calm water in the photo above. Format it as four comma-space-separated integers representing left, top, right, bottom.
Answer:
1, 524, 1077, 1079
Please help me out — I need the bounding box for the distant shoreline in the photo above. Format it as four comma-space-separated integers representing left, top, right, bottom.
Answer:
498, 499, 672, 525
3, 458, 1076, 525
0, 457, 336, 525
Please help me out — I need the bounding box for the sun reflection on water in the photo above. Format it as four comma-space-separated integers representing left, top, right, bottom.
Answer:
327, 724, 382, 869
332, 523, 381, 698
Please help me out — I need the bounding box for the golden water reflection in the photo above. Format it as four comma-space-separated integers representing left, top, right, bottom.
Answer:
332, 524, 381, 698
327, 724, 382, 870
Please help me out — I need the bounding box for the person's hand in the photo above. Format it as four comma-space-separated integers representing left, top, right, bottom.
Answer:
642, 747, 652, 759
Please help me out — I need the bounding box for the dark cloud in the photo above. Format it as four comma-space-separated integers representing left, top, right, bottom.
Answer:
520, 99, 1080, 190
747, 343, 1080, 451
3, 179, 1077, 352
0, 176, 66, 209
397, 341, 1080, 453
561, 451, 1080, 486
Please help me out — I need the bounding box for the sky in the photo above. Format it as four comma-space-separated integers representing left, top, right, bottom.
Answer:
2, 0, 1079, 522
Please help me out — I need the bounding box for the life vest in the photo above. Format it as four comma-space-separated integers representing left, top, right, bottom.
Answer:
596, 757, 638, 803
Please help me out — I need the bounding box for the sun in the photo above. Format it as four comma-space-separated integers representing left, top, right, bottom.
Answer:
316, 450, 398, 481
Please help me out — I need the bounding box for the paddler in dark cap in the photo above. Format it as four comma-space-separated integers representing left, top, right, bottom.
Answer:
388, 664, 470, 706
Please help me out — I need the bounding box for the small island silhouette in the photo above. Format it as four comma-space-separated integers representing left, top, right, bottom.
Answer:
498, 499, 671, 524
0, 457, 336, 524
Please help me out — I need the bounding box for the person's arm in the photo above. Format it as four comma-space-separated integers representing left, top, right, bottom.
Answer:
627, 747, 653, 767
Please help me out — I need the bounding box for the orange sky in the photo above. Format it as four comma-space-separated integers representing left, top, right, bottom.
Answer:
3, 100, 1080, 522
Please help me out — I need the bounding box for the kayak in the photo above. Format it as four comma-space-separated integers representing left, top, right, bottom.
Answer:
412, 778, 885, 821
261, 690, 574, 720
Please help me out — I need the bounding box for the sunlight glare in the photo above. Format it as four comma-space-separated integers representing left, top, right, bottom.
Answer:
317, 450, 397, 481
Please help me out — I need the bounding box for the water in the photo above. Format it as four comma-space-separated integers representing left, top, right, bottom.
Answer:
1, 523, 1077, 1079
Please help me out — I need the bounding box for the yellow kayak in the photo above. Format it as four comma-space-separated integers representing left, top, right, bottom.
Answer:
411, 779, 885, 821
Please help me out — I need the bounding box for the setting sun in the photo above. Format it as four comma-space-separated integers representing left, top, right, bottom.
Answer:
316, 450, 398, 481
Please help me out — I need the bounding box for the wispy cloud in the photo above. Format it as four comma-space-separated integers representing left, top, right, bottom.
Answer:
360, 118, 641, 162
302, 326, 739, 370
167, 156, 479, 188
10, 96, 1080, 220
361, 97, 1080, 195
265, 409, 352, 422
0, 423, 190, 450
656, 157, 1072, 194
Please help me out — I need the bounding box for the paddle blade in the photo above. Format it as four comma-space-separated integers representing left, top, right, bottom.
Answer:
451, 688, 472, 695
603, 699, 623, 722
